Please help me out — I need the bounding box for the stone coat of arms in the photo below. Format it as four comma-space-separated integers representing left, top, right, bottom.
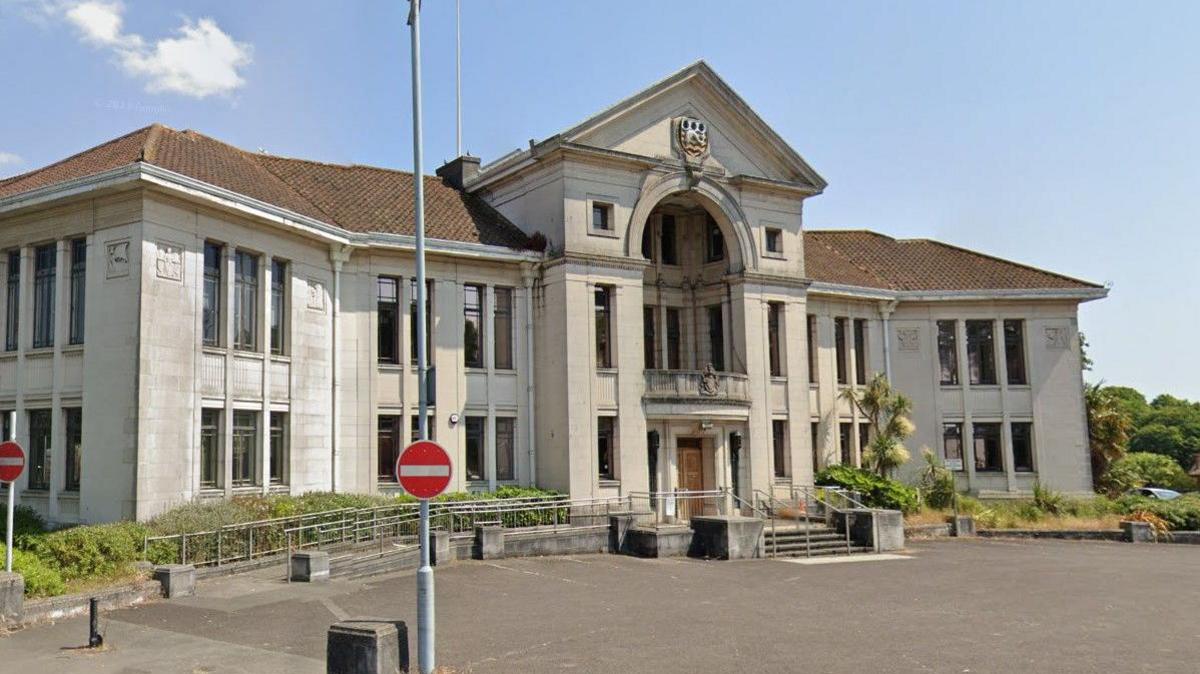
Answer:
677, 117, 709, 160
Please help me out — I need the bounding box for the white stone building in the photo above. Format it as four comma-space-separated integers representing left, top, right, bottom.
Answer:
0, 62, 1105, 524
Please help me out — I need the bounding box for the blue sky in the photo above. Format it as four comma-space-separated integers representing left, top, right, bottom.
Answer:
1, 0, 1197, 399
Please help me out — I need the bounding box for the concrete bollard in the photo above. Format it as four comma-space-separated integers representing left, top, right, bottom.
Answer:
1121, 521, 1154, 543
291, 550, 331, 582
951, 515, 976, 537
429, 530, 451, 566
327, 620, 408, 674
154, 564, 196, 598
0, 571, 23, 624
475, 525, 504, 560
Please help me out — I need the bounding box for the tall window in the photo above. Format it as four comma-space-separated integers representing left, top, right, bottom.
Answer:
28, 409, 51, 490
665, 307, 681, 369
594, 286, 612, 368
269, 412, 288, 485
937, 320, 959, 385
377, 277, 400, 364
641, 223, 655, 261
463, 284, 485, 368
768, 303, 783, 377
231, 411, 258, 486
202, 242, 223, 347
1011, 422, 1034, 472
858, 423, 871, 456
810, 422, 821, 471
597, 416, 615, 479
200, 409, 221, 489
233, 251, 258, 351
660, 215, 677, 265
807, 314, 817, 384
496, 417, 516, 481
838, 422, 853, 466
834, 318, 848, 385
853, 319, 868, 384
643, 306, 657, 369
707, 305, 724, 371
772, 420, 788, 478
765, 228, 783, 254
409, 413, 435, 442
5, 250, 18, 351
966, 320, 996, 385
32, 243, 55, 349
592, 202, 612, 231
378, 415, 401, 481
409, 279, 433, 363
465, 416, 485, 481
270, 259, 287, 355
1004, 319, 1027, 386
494, 287, 514, 370
64, 407, 82, 491
68, 239, 86, 345
705, 214, 725, 263
973, 422, 1003, 472
943, 423, 963, 469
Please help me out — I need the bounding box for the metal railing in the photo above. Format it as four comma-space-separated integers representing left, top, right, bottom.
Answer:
755, 486, 869, 557
629, 489, 727, 524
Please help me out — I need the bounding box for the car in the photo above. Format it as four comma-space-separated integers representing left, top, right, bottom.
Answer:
1128, 487, 1183, 501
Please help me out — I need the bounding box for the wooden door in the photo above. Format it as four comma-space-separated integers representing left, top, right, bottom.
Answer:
677, 439, 704, 519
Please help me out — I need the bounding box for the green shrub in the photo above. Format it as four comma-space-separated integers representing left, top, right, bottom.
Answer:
1119, 493, 1200, 530
918, 449, 957, 510
1103, 453, 1195, 494
815, 465, 919, 514
29, 522, 149, 582
1032, 482, 1067, 515
0, 504, 48, 549
1, 544, 66, 597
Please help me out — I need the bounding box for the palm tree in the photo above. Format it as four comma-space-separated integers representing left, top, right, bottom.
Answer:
840, 374, 915, 477
1084, 381, 1131, 489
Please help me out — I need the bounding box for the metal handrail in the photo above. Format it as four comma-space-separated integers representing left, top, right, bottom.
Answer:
755, 485, 870, 556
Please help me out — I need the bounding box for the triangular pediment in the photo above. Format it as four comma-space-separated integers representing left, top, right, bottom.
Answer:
561, 61, 826, 190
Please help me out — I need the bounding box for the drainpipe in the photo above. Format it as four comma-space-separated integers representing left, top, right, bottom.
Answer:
879, 300, 899, 381
522, 264, 538, 486
329, 244, 352, 492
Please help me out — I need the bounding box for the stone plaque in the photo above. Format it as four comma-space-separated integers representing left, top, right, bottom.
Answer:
105, 239, 130, 278
307, 279, 326, 310
155, 241, 183, 281
1044, 326, 1070, 349
896, 327, 920, 352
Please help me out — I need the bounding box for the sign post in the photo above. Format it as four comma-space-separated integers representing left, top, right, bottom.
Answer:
0, 440, 25, 573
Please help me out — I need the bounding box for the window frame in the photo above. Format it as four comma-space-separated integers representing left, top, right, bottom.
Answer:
28, 409, 52, 490
68, 239, 86, 346
972, 422, 1003, 472
659, 214, 678, 265
378, 414, 402, 482
269, 411, 288, 485
594, 285, 613, 369
772, 419, 789, 478
64, 407, 82, 492
200, 409, 222, 489
665, 307, 682, 370
202, 242, 223, 348
937, 320, 959, 386
597, 416, 616, 480
853, 318, 868, 384
496, 416, 516, 481
1011, 421, 1035, 472
806, 314, 817, 384
233, 250, 259, 352
231, 410, 259, 487
493, 287, 514, 370
767, 302, 784, 377
838, 422, 853, 466
834, 317, 849, 385
764, 227, 784, 255
966, 320, 997, 386
409, 278, 433, 364
704, 214, 725, 263
377, 276, 400, 365
409, 413, 436, 443
463, 283, 485, 369
5, 250, 18, 352
31, 243, 56, 349
465, 415, 486, 482
270, 259, 287, 356
1003, 319, 1028, 386
591, 201, 613, 232
643, 305, 658, 369
942, 422, 964, 470
707, 304, 725, 371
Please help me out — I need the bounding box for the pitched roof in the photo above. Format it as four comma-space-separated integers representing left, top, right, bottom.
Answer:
0, 124, 529, 249
804, 230, 1102, 292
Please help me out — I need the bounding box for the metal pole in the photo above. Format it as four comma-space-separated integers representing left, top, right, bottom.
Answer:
4, 480, 13, 572
409, 2, 435, 672
455, 0, 462, 157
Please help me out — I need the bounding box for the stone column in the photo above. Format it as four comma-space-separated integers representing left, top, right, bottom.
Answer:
730, 281, 771, 497
613, 279, 649, 495
957, 320, 976, 490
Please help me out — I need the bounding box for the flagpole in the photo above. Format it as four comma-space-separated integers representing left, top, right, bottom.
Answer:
456, 0, 462, 157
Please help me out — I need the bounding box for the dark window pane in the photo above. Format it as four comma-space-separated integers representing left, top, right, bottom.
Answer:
768, 303, 783, 377
232, 411, 258, 486
854, 319, 868, 384
203, 242, 223, 347
496, 417, 515, 481
660, 215, 677, 265
64, 407, 82, 491
465, 416, 485, 481
269, 412, 287, 484
766, 228, 783, 254
270, 260, 287, 355
28, 409, 52, 490
807, 315, 817, 384
839, 422, 853, 466
410, 413, 435, 442
69, 239, 86, 345
377, 277, 399, 364
937, 320, 959, 385
463, 284, 485, 368
594, 286, 612, 368
592, 203, 610, 230
835, 318, 848, 385
5, 250, 19, 352
705, 214, 725, 263
598, 417, 615, 479
943, 423, 963, 469
201, 409, 221, 488
665, 308, 681, 369
641, 224, 654, 261
643, 306, 657, 369
707, 305, 724, 371
966, 320, 996, 385
858, 422, 871, 455
233, 251, 259, 351
494, 287, 513, 370
409, 279, 433, 363
1012, 422, 1034, 472
378, 415, 400, 481
811, 422, 821, 471
32, 243, 55, 348
772, 420, 788, 477
973, 422, 1003, 472
1004, 320, 1027, 386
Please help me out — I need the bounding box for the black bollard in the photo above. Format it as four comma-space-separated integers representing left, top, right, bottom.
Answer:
88, 597, 103, 648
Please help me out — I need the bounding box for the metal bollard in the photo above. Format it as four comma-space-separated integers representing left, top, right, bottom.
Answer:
88, 597, 103, 648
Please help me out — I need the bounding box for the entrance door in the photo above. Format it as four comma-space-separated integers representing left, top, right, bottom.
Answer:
676, 438, 704, 519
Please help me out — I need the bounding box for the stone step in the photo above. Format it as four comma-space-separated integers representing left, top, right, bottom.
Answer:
764, 531, 841, 542
769, 546, 874, 558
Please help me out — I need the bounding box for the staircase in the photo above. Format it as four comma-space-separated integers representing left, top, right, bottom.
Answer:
761, 520, 872, 559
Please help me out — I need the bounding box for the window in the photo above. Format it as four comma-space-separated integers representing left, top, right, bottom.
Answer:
937, 320, 959, 385
232, 411, 258, 487
378, 415, 401, 481
203, 242, 223, 347
707, 305, 724, 371
648, 431, 660, 494
410, 413, 435, 442
69, 239, 86, 345
32, 243, 55, 348
643, 306, 657, 369
28, 409, 51, 490
494, 287, 514, 370
597, 417, 615, 480
233, 251, 259, 351
64, 407, 82, 491
810, 422, 821, 471
660, 215, 677, 265
853, 319, 868, 384
377, 277, 400, 364
772, 420, 788, 478
594, 286, 612, 368
496, 417, 516, 481
858, 422, 871, 456
5, 250, 18, 351
201, 409, 221, 489
270, 260, 287, 355
463, 284, 485, 368
765, 228, 783, 254
768, 303, 783, 377
966, 320, 997, 385
591, 202, 612, 231
665, 307, 682, 369
834, 318, 848, 385
269, 412, 288, 485
641, 224, 655, 261
943, 423, 963, 470
409, 279, 433, 364
465, 416, 485, 481
807, 315, 817, 384
1011, 422, 1034, 472
839, 422, 853, 466
1004, 319, 1027, 386
1, 411, 10, 442
705, 214, 725, 263
973, 422, 1003, 472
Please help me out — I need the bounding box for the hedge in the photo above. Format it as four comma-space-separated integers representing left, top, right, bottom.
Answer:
1, 544, 66, 597
814, 465, 919, 514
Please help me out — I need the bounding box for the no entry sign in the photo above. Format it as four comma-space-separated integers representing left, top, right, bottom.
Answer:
0, 441, 24, 483
396, 440, 452, 499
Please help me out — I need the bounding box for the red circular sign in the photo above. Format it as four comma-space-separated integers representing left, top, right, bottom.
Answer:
396, 440, 452, 499
0, 441, 25, 483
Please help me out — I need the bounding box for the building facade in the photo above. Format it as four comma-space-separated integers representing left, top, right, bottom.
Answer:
0, 62, 1106, 524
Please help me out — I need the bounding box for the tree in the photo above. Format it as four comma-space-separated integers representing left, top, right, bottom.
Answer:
1084, 382, 1132, 489
840, 374, 914, 477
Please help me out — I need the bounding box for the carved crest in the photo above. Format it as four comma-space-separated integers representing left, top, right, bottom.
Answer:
676, 117, 709, 160
106, 239, 130, 279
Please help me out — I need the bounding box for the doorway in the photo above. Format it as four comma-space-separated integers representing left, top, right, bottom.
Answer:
676, 437, 705, 519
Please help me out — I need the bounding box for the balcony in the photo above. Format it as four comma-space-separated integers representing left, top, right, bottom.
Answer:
643, 369, 751, 406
